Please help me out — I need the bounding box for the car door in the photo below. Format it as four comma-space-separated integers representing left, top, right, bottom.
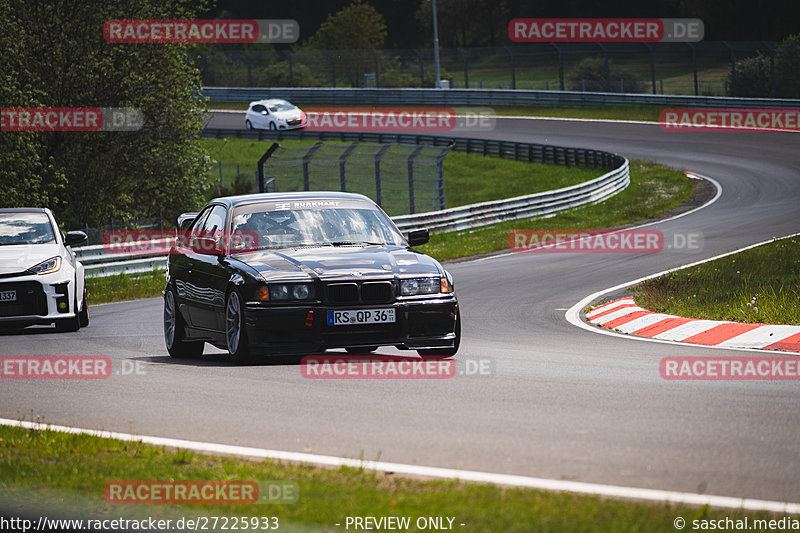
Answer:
173, 206, 211, 327
251, 104, 268, 129
185, 204, 230, 331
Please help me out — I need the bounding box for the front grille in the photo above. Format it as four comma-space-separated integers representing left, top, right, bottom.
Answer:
325, 281, 395, 305
326, 283, 359, 304
361, 281, 393, 303
0, 282, 47, 317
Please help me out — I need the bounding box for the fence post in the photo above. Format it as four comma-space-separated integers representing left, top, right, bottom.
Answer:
435, 143, 454, 210
338, 142, 358, 192
644, 43, 656, 94
459, 48, 469, 88
504, 46, 516, 89
407, 146, 425, 214
596, 43, 610, 92
763, 41, 776, 97
257, 142, 281, 193
413, 49, 424, 87
722, 41, 736, 96
550, 43, 564, 91
370, 49, 380, 88
281, 50, 294, 88
323, 50, 335, 87
219, 162, 223, 186
685, 42, 698, 96
374, 144, 392, 207
302, 142, 324, 191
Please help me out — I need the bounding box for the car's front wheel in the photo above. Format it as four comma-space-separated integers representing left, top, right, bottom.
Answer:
226, 289, 254, 364
268, 122, 277, 130
417, 307, 460, 358
164, 288, 204, 358
245, 120, 253, 130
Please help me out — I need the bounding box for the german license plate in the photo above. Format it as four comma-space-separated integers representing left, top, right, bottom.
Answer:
328, 308, 395, 326
0, 290, 17, 302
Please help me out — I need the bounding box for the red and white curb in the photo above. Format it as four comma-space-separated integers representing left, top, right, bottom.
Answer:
586, 297, 800, 352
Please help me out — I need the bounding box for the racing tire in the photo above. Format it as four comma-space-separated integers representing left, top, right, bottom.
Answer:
164, 288, 204, 358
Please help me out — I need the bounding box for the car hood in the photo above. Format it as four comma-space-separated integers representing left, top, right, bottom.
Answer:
0, 243, 63, 274
233, 245, 442, 282
271, 110, 301, 121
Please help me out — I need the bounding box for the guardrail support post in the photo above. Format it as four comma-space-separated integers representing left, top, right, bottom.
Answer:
374, 144, 392, 207
407, 146, 425, 214
339, 142, 359, 192
302, 142, 324, 191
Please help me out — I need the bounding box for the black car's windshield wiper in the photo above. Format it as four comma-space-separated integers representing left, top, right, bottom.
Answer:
330, 240, 384, 246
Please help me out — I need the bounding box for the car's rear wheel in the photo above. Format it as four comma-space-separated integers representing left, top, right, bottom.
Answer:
245, 120, 253, 129
164, 288, 204, 358
345, 346, 378, 354
417, 307, 460, 358
78, 288, 89, 327
226, 289, 254, 364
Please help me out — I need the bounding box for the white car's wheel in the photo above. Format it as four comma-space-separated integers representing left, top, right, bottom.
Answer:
245, 120, 253, 130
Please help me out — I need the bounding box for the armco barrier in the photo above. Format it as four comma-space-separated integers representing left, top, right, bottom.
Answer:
80, 132, 629, 276
202, 86, 800, 109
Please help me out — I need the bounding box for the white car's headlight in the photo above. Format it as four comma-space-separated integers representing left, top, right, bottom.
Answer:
29, 256, 62, 275
400, 277, 450, 296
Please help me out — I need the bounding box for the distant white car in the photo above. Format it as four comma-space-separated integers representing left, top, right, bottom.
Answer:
0, 208, 89, 331
244, 99, 306, 130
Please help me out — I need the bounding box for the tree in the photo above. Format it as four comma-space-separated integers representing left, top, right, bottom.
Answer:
567, 58, 642, 93
729, 53, 772, 97
302, 0, 388, 87
0, 0, 212, 229
775, 34, 800, 98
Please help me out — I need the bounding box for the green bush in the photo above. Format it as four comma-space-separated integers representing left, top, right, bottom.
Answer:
775, 34, 800, 98
729, 53, 772, 97
567, 57, 642, 93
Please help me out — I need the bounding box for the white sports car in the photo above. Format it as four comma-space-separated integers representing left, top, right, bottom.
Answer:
244, 98, 306, 130
0, 208, 89, 331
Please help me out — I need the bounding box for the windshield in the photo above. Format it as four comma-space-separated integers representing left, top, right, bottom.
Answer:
231, 200, 406, 250
268, 102, 296, 113
0, 212, 56, 245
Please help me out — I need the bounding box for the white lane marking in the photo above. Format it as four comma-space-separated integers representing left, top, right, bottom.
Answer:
1, 417, 798, 513
651, 319, 727, 341
466, 172, 723, 265
718, 325, 800, 349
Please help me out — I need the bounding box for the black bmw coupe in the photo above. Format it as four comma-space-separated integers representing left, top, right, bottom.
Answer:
163, 192, 460, 363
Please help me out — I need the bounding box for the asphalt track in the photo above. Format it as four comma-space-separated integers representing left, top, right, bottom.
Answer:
2, 112, 799, 504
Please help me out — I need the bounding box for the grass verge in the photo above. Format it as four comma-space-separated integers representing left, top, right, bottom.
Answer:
634, 236, 800, 325
86, 270, 164, 305
0, 424, 791, 533
208, 102, 664, 122
417, 161, 694, 261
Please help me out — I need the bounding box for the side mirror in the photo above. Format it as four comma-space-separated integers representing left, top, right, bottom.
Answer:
406, 229, 429, 247
177, 213, 198, 231
64, 231, 88, 247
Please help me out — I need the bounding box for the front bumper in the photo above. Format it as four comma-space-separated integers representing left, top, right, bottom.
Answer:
243, 297, 458, 354
0, 271, 77, 327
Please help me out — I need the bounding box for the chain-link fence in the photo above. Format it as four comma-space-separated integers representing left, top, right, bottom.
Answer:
209, 142, 451, 217
191, 41, 781, 97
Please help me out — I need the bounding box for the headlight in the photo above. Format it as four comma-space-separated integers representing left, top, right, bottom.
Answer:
269, 283, 315, 301
400, 277, 447, 296
29, 256, 61, 275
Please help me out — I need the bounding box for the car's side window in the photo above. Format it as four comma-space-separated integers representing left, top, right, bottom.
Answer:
252, 104, 267, 114
200, 205, 228, 233
189, 206, 213, 232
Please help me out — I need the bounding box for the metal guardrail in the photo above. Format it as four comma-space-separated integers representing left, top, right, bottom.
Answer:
392, 159, 629, 233
203, 87, 800, 109
81, 132, 629, 277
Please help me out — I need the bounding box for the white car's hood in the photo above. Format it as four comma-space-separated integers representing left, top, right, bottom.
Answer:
272, 110, 301, 120
0, 243, 63, 274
